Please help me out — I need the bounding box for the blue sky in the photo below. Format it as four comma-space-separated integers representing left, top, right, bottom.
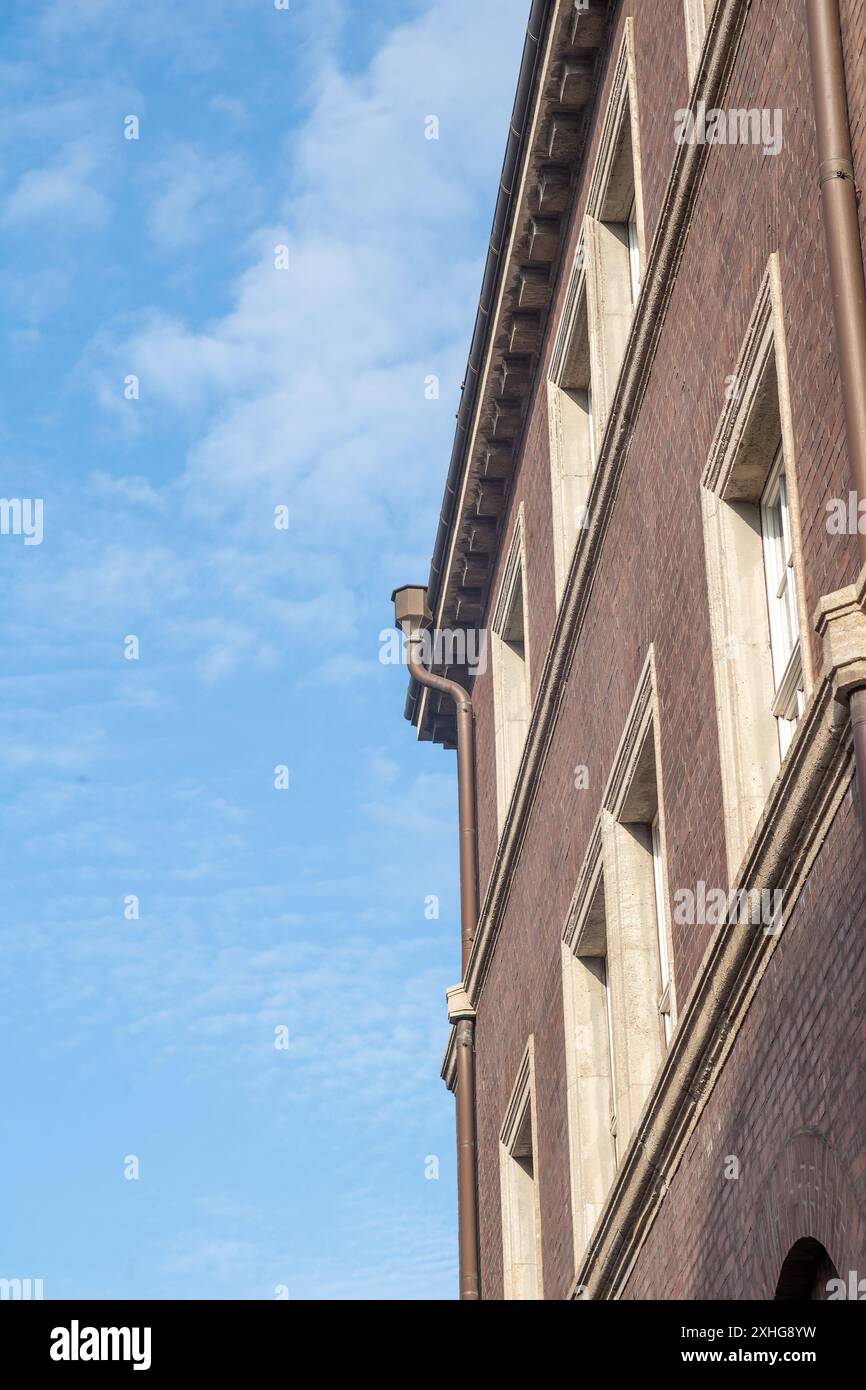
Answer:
0, 0, 528, 1299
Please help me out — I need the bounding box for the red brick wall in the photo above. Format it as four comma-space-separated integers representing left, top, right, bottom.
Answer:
466, 0, 866, 1300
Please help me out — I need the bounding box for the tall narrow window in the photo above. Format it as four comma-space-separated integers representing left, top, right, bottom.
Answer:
584, 23, 645, 434
548, 23, 644, 607
627, 197, 641, 306
701, 258, 812, 878
602, 955, 618, 1156
492, 519, 530, 828
547, 255, 595, 602
561, 850, 618, 1265
601, 657, 677, 1150
761, 447, 805, 757
564, 661, 675, 1265
589, 120, 640, 400
500, 1044, 542, 1300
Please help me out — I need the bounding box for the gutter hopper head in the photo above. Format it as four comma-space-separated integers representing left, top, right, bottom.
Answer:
391, 584, 432, 635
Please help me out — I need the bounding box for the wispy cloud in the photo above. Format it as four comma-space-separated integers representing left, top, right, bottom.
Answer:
144, 144, 258, 253
1, 140, 111, 229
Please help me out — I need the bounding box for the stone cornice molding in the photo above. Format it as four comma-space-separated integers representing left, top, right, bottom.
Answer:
414, 0, 613, 747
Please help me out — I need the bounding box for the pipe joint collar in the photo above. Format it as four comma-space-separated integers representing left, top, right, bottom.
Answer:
818, 155, 855, 186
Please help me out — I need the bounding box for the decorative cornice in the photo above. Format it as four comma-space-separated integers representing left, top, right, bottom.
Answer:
412, 0, 613, 747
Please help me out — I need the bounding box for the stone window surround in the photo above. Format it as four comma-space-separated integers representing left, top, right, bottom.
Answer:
701, 254, 814, 883
491, 505, 532, 833
546, 20, 646, 610
561, 822, 616, 1271
583, 18, 647, 433
683, 0, 716, 86
499, 1036, 544, 1301
561, 647, 676, 1271
547, 239, 592, 604
600, 647, 676, 1144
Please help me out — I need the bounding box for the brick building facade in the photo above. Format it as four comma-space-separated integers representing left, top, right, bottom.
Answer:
398, 0, 866, 1300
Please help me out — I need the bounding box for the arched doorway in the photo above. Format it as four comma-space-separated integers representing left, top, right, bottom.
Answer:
774, 1237, 839, 1301
753, 1131, 864, 1297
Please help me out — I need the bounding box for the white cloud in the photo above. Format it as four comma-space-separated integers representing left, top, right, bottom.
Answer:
144, 144, 257, 253
367, 749, 401, 787
12, 541, 190, 624
90, 471, 164, 507
1, 141, 110, 229
88, 0, 526, 563
208, 95, 248, 124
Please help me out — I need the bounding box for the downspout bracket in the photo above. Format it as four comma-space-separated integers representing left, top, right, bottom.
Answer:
814, 561, 866, 702
446, 984, 476, 1023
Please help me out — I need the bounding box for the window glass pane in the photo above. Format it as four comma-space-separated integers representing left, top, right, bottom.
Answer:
761, 453, 800, 693
651, 819, 672, 1044
602, 957, 617, 1145
627, 200, 641, 304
